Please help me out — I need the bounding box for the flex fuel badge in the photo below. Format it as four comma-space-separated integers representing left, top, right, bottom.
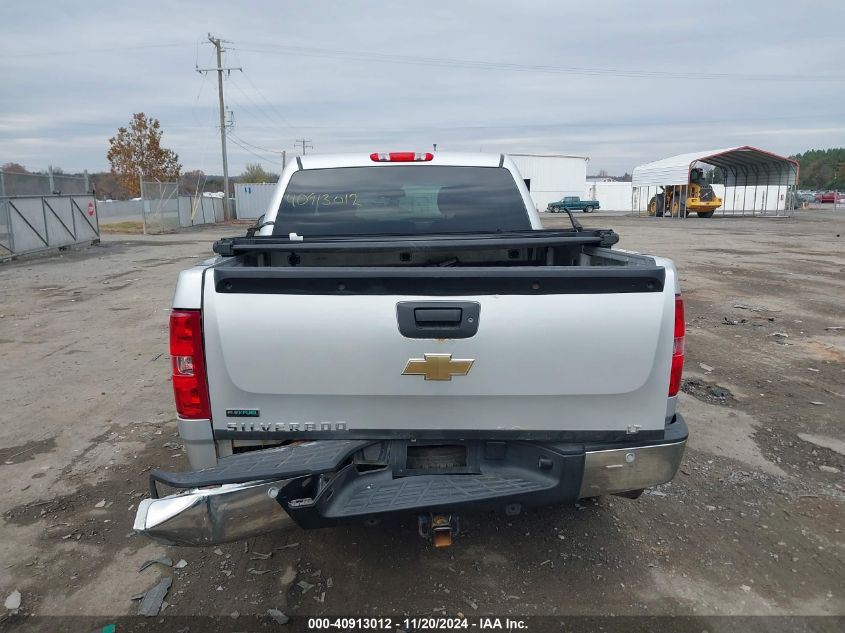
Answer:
226, 409, 260, 418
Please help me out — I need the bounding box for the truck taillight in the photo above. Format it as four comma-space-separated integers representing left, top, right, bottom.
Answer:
668, 294, 685, 397
170, 309, 210, 419
370, 152, 434, 162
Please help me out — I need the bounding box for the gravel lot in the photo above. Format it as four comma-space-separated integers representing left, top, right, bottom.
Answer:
0, 210, 843, 629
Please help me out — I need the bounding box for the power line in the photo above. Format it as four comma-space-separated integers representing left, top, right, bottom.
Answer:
239, 71, 299, 133
188, 62, 220, 193
296, 139, 314, 155
191, 65, 214, 122
1, 41, 191, 59
5, 37, 841, 82
230, 132, 285, 159
229, 132, 283, 155
227, 75, 289, 131
228, 135, 273, 163
235, 41, 845, 83
214, 49, 298, 171
229, 48, 301, 133
31, 109, 845, 132
228, 135, 284, 166
224, 87, 291, 169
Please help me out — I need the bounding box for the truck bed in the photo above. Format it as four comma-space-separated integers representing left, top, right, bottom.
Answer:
212, 230, 661, 296
197, 229, 676, 442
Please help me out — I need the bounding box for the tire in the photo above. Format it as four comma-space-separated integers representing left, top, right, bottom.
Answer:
697, 211, 715, 218
655, 193, 665, 217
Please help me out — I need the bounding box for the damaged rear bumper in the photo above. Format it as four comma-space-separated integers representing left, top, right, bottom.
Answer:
133, 479, 295, 546
134, 416, 687, 546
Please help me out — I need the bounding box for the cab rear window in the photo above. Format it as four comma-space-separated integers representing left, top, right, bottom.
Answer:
273, 166, 530, 236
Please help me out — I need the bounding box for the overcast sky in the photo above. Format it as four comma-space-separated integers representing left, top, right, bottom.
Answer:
1, 0, 843, 176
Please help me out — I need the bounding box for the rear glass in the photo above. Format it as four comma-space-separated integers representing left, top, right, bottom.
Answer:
272, 166, 530, 236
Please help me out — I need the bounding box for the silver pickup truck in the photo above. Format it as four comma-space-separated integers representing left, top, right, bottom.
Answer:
134, 151, 687, 547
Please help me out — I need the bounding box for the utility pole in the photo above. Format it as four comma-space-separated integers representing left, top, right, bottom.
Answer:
296, 139, 314, 155
198, 34, 241, 220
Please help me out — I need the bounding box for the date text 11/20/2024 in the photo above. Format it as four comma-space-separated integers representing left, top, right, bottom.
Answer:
307, 617, 528, 630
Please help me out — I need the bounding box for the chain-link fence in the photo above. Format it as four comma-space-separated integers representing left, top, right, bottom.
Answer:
140, 179, 180, 234
136, 179, 227, 234
0, 170, 91, 197
0, 169, 226, 247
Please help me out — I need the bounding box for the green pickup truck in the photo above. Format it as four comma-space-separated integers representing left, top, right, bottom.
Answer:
547, 196, 600, 213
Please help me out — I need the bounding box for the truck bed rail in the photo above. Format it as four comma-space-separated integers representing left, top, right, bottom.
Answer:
213, 266, 665, 296
212, 228, 619, 257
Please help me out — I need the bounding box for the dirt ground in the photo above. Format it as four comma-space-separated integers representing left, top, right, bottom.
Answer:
0, 210, 843, 630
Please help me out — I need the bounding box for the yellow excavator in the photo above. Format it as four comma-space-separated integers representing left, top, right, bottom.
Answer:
647, 168, 722, 218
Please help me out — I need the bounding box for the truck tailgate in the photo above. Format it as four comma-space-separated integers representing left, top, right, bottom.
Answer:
201, 265, 675, 438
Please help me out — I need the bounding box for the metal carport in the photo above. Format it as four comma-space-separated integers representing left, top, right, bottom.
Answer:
632, 146, 800, 218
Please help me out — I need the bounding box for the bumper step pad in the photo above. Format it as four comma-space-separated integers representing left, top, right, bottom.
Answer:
150, 439, 373, 491
283, 441, 588, 527
328, 472, 550, 517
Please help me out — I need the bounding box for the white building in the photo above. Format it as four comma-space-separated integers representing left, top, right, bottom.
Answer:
508, 154, 589, 212
584, 181, 633, 211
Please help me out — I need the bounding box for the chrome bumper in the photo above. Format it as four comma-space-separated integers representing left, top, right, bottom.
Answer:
133, 434, 687, 545
133, 479, 294, 546
578, 440, 687, 498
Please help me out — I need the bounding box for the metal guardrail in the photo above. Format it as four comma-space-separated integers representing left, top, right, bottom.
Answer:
0, 194, 99, 261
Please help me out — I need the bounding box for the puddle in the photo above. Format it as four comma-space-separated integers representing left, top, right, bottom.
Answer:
0, 437, 56, 465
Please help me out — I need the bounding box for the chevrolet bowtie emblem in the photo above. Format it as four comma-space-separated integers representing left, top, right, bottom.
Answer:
402, 353, 475, 381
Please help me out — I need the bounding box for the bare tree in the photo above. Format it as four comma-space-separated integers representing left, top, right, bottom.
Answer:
181, 169, 207, 195
240, 163, 277, 183
91, 172, 130, 200
1, 162, 28, 174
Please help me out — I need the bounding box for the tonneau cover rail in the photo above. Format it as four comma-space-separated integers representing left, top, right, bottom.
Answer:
212, 266, 665, 296
212, 228, 619, 257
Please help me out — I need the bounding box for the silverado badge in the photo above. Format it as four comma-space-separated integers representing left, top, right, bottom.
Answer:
402, 353, 474, 381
